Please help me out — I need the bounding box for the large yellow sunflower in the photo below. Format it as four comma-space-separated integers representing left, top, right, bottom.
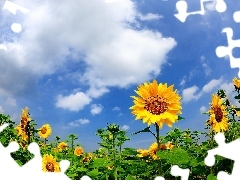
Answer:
130, 80, 182, 128
233, 77, 240, 89
42, 154, 60, 172
207, 94, 228, 133
38, 124, 52, 139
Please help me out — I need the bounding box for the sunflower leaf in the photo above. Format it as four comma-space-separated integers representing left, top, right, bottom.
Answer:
177, 116, 185, 121
234, 95, 240, 99
130, 126, 151, 135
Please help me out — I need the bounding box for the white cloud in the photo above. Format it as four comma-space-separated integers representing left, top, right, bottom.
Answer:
68, 118, 90, 127
182, 77, 224, 103
205, 0, 218, 11
137, 13, 163, 21
121, 125, 130, 130
200, 106, 207, 113
112, 107, 120, 111
202, 63, 212, 76
6, 97, 17, 106
56, 92, 91, 111
0, 0, 176, 105
179, 78, 186, 86
90, 104, 103, 115
202, 77, 223, 93
182, 86, 201, 102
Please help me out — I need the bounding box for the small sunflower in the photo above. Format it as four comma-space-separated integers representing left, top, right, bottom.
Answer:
38, 124, 52, 139
207, 94, 228, 133
42, 154, 60, 172
58, 142, 68, 151
233, 77, 240, 89
107, 165, 114, 170
130, 79, 182, 128
166, 142, 174, 150
20, 107, 31, 128
136, 149, 149, 158
74, 147, 83, 156
148, 142, 159, 160
82, 153, 94, 163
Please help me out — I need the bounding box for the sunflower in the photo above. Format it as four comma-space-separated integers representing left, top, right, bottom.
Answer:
166, 142, 174, 150
15, 125, 29, 142
38, 124, 52, 139
136, 149, 149, 158
130, 79, 182, 128
20, 107, 31, 128
42, 154, 60, 172
207, 94, 228, 133
74, 147, 83, 156
82, 153, 94, 163
233, 77, 240, 89
148, 142, 159, 160
58, 142, 68, 151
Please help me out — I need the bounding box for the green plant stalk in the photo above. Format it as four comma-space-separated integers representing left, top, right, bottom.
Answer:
112, 133, 118, 180
155, 123, 162, 176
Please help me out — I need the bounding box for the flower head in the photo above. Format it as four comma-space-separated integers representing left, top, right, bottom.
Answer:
130, 80, 182, 128
42, 154, 60, 172
166, 142, 174, 150
58, 142, 68, 151
136, 149, 149, 158
207, 94, 228, 133
74, 147, 84, 156
148, 142, 159, 160
233, 77, 240, 89
38, 124, 52, 139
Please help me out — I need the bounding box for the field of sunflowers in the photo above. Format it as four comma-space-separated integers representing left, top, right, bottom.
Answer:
1, 78, 240, 180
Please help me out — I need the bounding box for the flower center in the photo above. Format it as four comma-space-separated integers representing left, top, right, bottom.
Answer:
41, 127, 47, 134
46, 162, 54, 172
144, 96, 168, 115
213, 107, 223, 122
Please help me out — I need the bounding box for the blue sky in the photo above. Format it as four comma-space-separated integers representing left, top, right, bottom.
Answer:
0, 0, 240, 152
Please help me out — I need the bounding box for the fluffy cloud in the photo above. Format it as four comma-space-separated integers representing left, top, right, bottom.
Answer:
6, 97, 17, 107
56, 92, 91, 111
0, 0, 176, 111
68, 118, 90, 127
90, 104, 103, 115
137, 13, 163, 21
202, 77, 223, 93
199, 106, 207, 113
182, 86, 201, 102
112, 107, 120, 111
121, 125, 130, 130
182, 77, 224, 103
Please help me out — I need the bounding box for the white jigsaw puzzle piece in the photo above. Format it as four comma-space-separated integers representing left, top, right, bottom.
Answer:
174, 0, 227, 22
205, 133, 240, 180
155, 165, 190, 180
215, 27, 240, 78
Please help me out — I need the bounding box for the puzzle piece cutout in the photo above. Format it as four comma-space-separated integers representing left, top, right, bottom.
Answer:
215, 11, 240, 78
155, 165, 190, 180
0, 0, 29, 51
174, 0, 227, 22
205, 133, 240, 180
0, 123, 92, 180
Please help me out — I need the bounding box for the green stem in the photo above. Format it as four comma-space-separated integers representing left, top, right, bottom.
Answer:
113, 134, 117, 180
155, 123, 162, 176
210, 132, 214, 174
